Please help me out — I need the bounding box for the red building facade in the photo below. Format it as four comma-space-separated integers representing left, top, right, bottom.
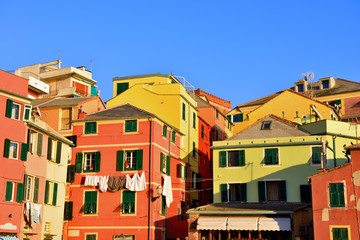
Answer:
309, 145, 360, 240
65, 104, 190, 240
0, 70, 31, 238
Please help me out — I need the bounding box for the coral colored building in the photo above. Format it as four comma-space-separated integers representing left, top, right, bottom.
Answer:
65, 104, 190, 240
0, 70, 31, 239
309, 143, 360, 240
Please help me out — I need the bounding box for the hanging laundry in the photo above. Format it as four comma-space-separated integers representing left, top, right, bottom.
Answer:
108, 176, 121, 192
99, 176, 109, 192
84, 175, 100, 186
126, 174, 135, 191
119, 175, 126, 189
136, 171, 147, 191
24, 202, 31, 226
162, 175, 173, 207
32, 204, 42, 224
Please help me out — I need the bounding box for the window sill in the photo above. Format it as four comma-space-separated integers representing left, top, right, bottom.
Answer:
123, 131, 139, 135
120, 213, 136, 216
83, 133, 98, 136
82, 213, 98, 216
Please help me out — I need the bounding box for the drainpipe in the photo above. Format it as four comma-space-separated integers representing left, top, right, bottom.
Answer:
165, 128, 172, 240
148, 117, 153, 240
291, 213, 295, 240
333, 136, 337, 167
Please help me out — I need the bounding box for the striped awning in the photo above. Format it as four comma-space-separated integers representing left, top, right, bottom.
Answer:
227, 217, 259, 231
197, 217, 228, 230
258, 217, 291, 231
0, 237, 20, 240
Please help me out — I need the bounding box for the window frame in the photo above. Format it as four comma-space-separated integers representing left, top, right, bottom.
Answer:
171, 131, 176, 143
5, 181, 15, 202
124, 150, 137, 170
84, 122, 97, 134
125, 120, 137, 133
182, 103, 186, 121
83, 190, 98, 215
261, 121, 272, 130
264, 148, 279, 165
83, 152, 97, 172
329, 182, 345, 208
258, 180, 287, 202
8, 140, 19, 160
60, 107, 72, 130
193, 112, 196, 129
121, 190, 136, 215
162, 125, 167, 138
11, 102, 21, 120
311, 146, 322, 165
228, 183, 247, 202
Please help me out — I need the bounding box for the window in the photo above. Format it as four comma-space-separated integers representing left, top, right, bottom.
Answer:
182, 103, 186, 120
8, 140, 19, 159
322, 79, 329, 89
192, 142, 196, 157
76, 152, 101, 173
178, 164, 187, 180
332, 228, 348, 240
47, 138, 62, 163
229, 183, 247, 202
4, 139, 26, 161
193, 112, 196, 128
117, 82, 129, 95
192, 172, 201, 189
44, 180, 58, 206
300, 184, 312, 203
5, 182, 15, 202
171, 131, 176, 143
5, 99, 20, 120
122, 191, 135, 214
329, 183, 345, 207
162, 125, 167, 138
161, 195, 167, 216
328, 100, 342, 110
73, 81, 88, 96
261, 121, 272, 130
233, 113, 243, 123
219, 150, 245, 167
201, 125, 204, 140
216, 110, 219, 119
28, 130, 37, 154
264, 148, 279, 165
214, 130, 218, 141
258, 180, 286, 202
85, 122, 97, 134
125, 120, 137, 132
178, 201, 187, 221
297, 83, 304, 92
312, 147, 322, 164
86, 234, 97, 240
60, 108, 72, 130
84, 191, 98, 214
67, 165, 76, 183
24, 175, 39, 203
116, 150, 143, 171
160, 153, 170, 175
64, 201, 73, 220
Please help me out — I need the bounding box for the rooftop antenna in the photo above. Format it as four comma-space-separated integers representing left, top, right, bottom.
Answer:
302, 72, 314, 122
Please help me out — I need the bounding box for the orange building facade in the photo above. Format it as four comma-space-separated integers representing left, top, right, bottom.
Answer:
65, 104, 190, 240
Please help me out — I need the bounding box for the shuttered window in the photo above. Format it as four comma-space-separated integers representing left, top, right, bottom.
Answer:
33, 177, 39, 203
300, 184, 312, 203
5, 182, 14, 201
178, 164, 187, 180
329, 183, 345, 207
258, 180, 286, 202
161, 195, 167, 216
125, 120, 137, 132
56, 142, 62, 163
172, 131, 176, 143
16, 183, 24, 203
5, 99, 20, 120
85, 122, 97, 134
52, 183, 58, 206
220, 184, 228, 202
37, 133, 43, 156
67, 165, 76, 183
229, 183, 247, 202
23, 105, 32, 121
264, 148, 279, 165
20, 143, 28, 161
75, 153, 83, 173
64, 201, 73, 220
201, 125, 204, 140
182, 103, 186, 120
332, 228, 348, 240
219, 151, 227, 167
162, 125, 167, 138
312, 147, 322, 164
122, 191, 135, 214
160, 153, 166, 174
117, 82, 129, 95
84, 191, 98, 214
193, 112, 196, 129
60, 108, 72, 130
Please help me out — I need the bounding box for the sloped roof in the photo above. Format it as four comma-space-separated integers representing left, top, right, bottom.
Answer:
113, 72, 171, 81
32, 97, 94, 108
236, 78, 360, 109
74, 104, 155, 121
229, 114, 310, 140
187, 202, 311, 214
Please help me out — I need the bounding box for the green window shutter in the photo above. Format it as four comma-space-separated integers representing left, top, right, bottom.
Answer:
337, 183, 345, 207
67, 165, 76, 183
56, 141, 62, 163
172, 131, 176, 143
160, 153, 164, 173
240, 183, 247, 202
24, 105, 32, 121
182, 103, 186, 120
279, 180, 287, 202
220, 184, 228, 202
340, 228, 348, 239
23, 174, 28, 197
5, 99, 13, 118
193, 112, 196, 128
52, 182, 58, 206
264, 149, 271, 164
44, 180, 50, 203
184, 166, 188, 180
4, 139, 10, 158
47, 138, 52, 160
117, 150, 124, 171
75, 153, 83, 173
227, 115, 231, 121
117, 82, 129, 95
333, 228, 340, 240
5, 182, 13, 201
37, 133, 43, 156
163, 125, 167, 137
312, 147, 322, 164
265, 149, 278, 165
239, 150, 245, 166
16, 183, 24, 202
91, 191, 97, 213
125, 120, 137, 132
20, 143, 28, 161
329, 183, 338, 207
85, 122, 97, 134
219, 151, 227, 167
27, 129, 30, 151
33, 177, 39, 203
258, 181, 266, 202
64, 201, 73, 220
192, 141, 196, 157
201, 125, 204, 139
239, 113, 243, 122
84, 191, 90, 213
166, 156, 171, 175
178, 164, 182, 178
94, 152, 101, 172
136, 150, 143, 170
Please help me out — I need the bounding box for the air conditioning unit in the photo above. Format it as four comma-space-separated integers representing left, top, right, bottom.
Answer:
299, 224, 308, 235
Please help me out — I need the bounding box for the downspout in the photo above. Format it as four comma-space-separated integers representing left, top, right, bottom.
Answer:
188, 102, 191, 164
291, 213, 295, 240
166, 128, 172, 240
148, 117, 153, 240
333, 136, 337, 167
350, 162, 360, 240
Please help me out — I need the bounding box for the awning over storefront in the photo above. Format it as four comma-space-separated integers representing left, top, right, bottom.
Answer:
258, 217, 291, 231
227, 217, 259, 231
0, 237, 20, 240
197, 217, 228, 230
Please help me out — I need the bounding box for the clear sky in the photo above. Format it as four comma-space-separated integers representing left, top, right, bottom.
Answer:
1, 1, 359, 109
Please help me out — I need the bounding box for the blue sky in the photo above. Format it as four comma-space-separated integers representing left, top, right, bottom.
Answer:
0, 1, 359, 108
